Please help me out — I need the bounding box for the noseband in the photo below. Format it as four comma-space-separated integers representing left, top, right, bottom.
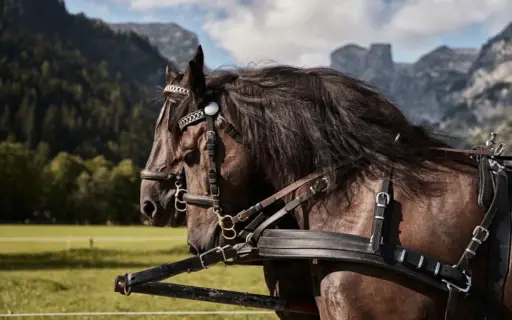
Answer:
140, 168, 188, 214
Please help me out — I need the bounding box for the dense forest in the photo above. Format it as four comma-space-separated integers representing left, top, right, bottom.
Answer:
0, 0, 177, 224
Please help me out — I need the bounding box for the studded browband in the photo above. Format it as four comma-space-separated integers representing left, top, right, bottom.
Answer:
163, 83, 219, 132
178, 102, 219, 131
164, 84, 190, 96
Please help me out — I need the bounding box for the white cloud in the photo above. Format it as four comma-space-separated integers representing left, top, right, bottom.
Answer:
119, 0, 512, 66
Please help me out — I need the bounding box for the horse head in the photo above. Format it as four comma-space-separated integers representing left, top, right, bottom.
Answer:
139, 46, 206, 228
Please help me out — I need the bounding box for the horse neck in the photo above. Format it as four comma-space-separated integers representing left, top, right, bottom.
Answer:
295, 173, 381, 234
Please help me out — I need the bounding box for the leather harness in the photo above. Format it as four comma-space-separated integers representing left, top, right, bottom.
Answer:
122, 87, 512, 319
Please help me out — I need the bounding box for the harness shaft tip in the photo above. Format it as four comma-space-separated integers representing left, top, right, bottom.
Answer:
114, 274, 131, 295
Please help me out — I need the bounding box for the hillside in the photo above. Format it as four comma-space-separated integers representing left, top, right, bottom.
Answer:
0, 0, 178, 166
109, 22, 203, 72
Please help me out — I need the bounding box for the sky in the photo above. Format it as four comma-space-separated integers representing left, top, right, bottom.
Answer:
64, 0, 512, 70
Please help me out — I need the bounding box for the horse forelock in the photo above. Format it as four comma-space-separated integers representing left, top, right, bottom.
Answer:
170, 65, 475, 199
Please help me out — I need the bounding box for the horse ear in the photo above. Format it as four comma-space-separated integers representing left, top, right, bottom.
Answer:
165, 64, 178, 83
191, 45, 204, 71
183, 60, 205, 98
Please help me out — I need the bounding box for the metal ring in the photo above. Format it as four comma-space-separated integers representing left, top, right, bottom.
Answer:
175, 200, 187, 212
222, 228, 237, 240
174, 188, 188, 212
219, 215, 235, 229
121, 275, 132, 296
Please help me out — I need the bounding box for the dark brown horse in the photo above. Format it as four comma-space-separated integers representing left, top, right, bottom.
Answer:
162, 46, 512, 319
139, 48, 318, 319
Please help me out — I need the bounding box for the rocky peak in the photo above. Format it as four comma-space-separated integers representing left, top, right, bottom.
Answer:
413, 45, 478, 81
329, 44, 367, 77
469, 22, 512, 75
490, 21, 512, 43
366, 43, 394, 73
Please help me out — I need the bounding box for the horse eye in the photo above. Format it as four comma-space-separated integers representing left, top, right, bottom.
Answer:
183, 150, 198, 165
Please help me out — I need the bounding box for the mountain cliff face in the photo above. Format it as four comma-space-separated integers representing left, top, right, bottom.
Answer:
330, 22, 512, 148
330, 43, 479, 124
109, 22, 203, 72
440, 22, 512, 146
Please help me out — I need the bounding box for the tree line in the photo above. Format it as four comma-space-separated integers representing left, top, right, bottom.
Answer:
0, 140, 144, 224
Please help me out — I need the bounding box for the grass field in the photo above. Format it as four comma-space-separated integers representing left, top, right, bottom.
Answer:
0, 225, 278, 320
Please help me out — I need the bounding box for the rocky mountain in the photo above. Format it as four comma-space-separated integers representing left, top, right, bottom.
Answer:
330, 22, 512, 148
109, 22, 203, 72
330, 43, 479, 124
440, 23, 512, 146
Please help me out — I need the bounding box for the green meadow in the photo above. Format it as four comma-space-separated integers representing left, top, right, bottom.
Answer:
0, 225, 277, 320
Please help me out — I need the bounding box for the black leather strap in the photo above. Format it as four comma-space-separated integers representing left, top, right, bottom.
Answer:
257, 229, 470, 293
206, 115, 220, 204
457, 163, 507, 269
370, 171, 392, 253
478, 156, 494, 210
250, 178, 328, 243
124, 245, 239, 287
444, 287, 459, 320
485, 166, 511, 319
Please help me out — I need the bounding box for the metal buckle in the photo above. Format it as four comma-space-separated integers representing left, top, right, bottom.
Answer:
210, 187, 220, 197
245, 233, 253, 244
472, 225, 490, 242
122, 274, 132, 296
375, 192, 390, 208
485, 132, 506, 156
317, 177, 330, 193
442, 269, 472, 294
206, 130, 216, 140
198, 245, 231, 269
489, 158, 505, 173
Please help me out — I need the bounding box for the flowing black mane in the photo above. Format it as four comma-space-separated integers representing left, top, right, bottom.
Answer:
170, 65, 474, 198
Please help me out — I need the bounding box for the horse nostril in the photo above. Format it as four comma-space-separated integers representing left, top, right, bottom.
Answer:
142, 200, 158, 218
188, 242, 199, 255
